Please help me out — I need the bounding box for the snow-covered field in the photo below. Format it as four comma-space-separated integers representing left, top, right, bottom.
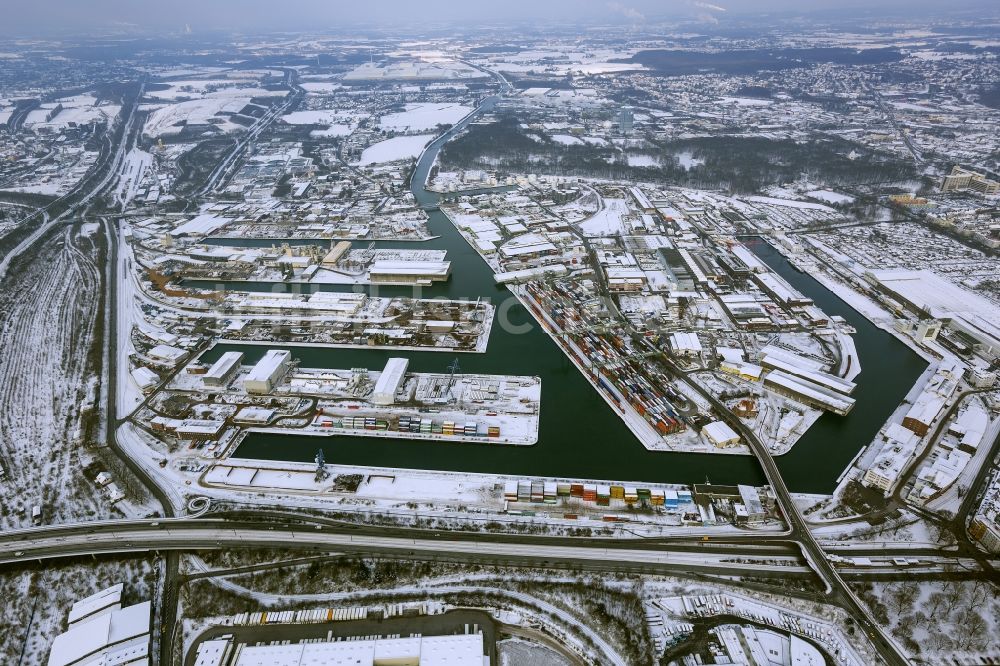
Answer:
745, 195, 838, 212
379, 103, 472, 132
718, 96, 774, 106
280, 110, 343, 125
144, 97, 250, 137
357, 134, 434, 166
806, 189, 855, 204
23, 94, 120, 131
300, 82, 342, 94
344, 60, 486, 81
626, 154, 659, 167
551, 133, 584, 146
579, 197, 629, 236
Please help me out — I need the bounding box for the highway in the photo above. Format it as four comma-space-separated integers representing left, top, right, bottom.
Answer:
0, 518, 985, 583
0, 81, 143, 281
194, 69, 304, 197
700, 379, 914, 665
870, 86, 924, 165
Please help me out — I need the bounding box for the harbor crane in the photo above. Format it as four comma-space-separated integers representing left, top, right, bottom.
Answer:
315, 448, 328, 482
446, 357, 460, 391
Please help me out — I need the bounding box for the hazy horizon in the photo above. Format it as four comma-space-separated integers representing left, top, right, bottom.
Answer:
4, 0, 1000, 37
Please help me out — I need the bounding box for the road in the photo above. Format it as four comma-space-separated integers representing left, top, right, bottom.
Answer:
0, 81, 144, 282
194, 69, 304, 197
870, 86, 924, 166
685, 366, 914, 665
550, 194, 914, 662
1, 518, 987, 582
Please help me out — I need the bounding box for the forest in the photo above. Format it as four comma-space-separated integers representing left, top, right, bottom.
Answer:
440, 113, 917, 194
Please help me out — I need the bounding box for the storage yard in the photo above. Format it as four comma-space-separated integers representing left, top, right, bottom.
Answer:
439, 182, 859, 455
163, 241, 453, 287
195, 459, 779, 530
136, 353, 542, 457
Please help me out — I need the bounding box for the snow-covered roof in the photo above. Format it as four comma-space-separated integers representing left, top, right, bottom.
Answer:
703, 421, 739, 445
230, 633, 484, 666
49, 601, 150, 666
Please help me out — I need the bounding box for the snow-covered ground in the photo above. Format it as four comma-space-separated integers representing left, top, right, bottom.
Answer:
23, 94, 120, 131
579, 197, 629, 236
0, 226, 148, 530
144, 97, 251, 137
806, 189, 855, 204
357, 134, 434, 166
344, 60, 486, 81
0, 558, 157, 666
379, 103, 472, 132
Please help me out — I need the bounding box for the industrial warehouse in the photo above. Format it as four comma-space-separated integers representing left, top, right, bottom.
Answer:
137, 351, 543, 463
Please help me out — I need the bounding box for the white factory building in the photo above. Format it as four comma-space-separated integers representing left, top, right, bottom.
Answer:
194, 633, 487, 666
369, 259, 451, 285
759, 353, 856, 396
703, 421, 741, 448
372, 357, 409, 405
48, 584, 151, 666
763, 370, 855, 415
669, 332, 703, 357
204, 351, 244, 388
243, 350, 291, 394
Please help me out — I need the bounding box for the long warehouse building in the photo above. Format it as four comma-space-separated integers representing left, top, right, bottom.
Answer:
369, 260, 451, 285
372, 357, 409, 405
760, 354, 856, 395
764, 369, 855, 415
196, 632, 488, 666
243, 350, 291, 394
203, 351, 244, 388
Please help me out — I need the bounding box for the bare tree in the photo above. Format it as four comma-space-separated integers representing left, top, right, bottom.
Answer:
889, 583, 918, 614
955, 607, 988, 651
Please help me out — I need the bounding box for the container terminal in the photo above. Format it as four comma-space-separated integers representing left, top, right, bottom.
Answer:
437, 183, 863, 456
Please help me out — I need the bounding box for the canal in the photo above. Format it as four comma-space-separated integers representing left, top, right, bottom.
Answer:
221, 93, 927, 493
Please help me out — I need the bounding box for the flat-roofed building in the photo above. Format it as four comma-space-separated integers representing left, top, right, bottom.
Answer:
369, 260, 451, 285
753, 272, 813, 307
148, 344, 188, 366
763, 369, 855, 415
606, 267, 647, 292
970, 513, 1000, 553
176, 419, 227, 439
244, 350, 291, 394
372, 357, 408, 405
940, 165, 999, 194
321, 240, 352, 267
67, 584, 124, 627
498, 233, 558, 260
760, 354, 856, 395
669, 332, 703, 357
703, 421, 740, 448
226, 632, 486, 666
736, 484, 767, 524
48, 586, 151, 666
203, 351, 244, 388
861, 423, 921, 494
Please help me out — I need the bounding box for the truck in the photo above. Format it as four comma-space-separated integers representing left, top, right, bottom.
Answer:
31, 505, 42, 525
